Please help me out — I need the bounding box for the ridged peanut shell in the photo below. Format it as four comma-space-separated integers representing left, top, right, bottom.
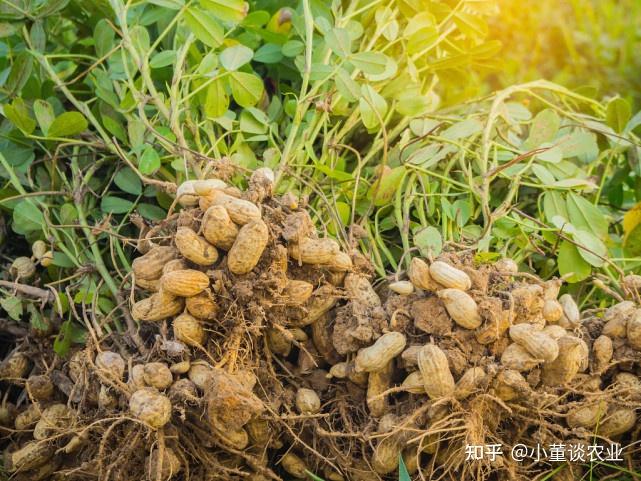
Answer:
173, 312, 206, 346
437, 288, 481, 329
509, 324, 559, 362
174, 227, 218, 266
132, 246, 177, 280
501, 343, 540, 371
401, 371, 425, 393
454, 367, 486, 400
355, 332, 406, 372
143, 362, 173, 390
161, 270, 210, 297
626, 309, 641, 350
327, 251, 353, 272
567, 400, 607, 428
541, 336, 583, 386
132, 291, 184, 321
592, 335, 613, 372
417, 344, 455, 399
598, 408, 637, 437
185, 291, 218, 321
5, 441, 53, 472
288, 237, 340, 265
280, 453, 307, 479
494, 369, 529, 401
281, 279, 314, 305
389, 280, 414, 295
408, 258, 438, 291
129, 388, 172, 429
429, 261, 471, 290
345, 273, 381, 307
558, 294, 580, 327
199, 190, 261, 224
372, 437, 401, 475
227, 219, 268, 275
542, 299, 563, 322
295, 388, 321, 414
367, 361, 393, 417
201, 205, 239, 250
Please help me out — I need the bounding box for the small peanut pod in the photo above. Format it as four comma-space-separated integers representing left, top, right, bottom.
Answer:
185, 291, 218, 321
626, 309, 641, 350
389, 280, 414, 295
592, 335, 613, 372
400, 371, 425, 394
280, 453, 308, 479
135, 277, 160, 292
417, 344, 455, 399
161, 270, 210, 297
288, 237, 340, 264
541, 336, 583, 386
132, 246, 177, 280
142, 362, 173, 390
327, 251, 353, 272
174, 227, 218, 266
408, 257, 438, 291
598, 407, 637, 437
129, 388, 172, 429
281, 279, 314, 305
297, 285, 337, 326
200, 190, 261, 224
295, 388, 321, 414
15, 404, 41, 430
173, 312, 206, 346
96, 351, 125, 380
201, 205, 239, 250
429, 261, 471, 290
542, 299, 563, 322
542, 325, 567, 340
493, 369, 529, 401
355, 332, 407, 372
227, 219, 269, 275
5, 441, 53, 472
567, 400, 607, 428
437, 288, 482, 329
26, 375, 54, 401
373, 437, 401, 475
344, 273, 381, 307
454, 367, 486, 400
177, 179, 226, 206
495, 258, 519, 274
147, 447, 182, 480
558, 294, 581, 328
500, 343, 540, 372
367, 361, 393, 417
509, 324, 559, 362
131, 291, 184, 321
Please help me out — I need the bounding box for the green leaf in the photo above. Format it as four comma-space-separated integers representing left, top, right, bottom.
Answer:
148, 0, 184, 9
184, 7, 224, 47
571, 229, 606, 267
54, 320, 86, 357
414, 226, 442, 256
558, 131, 599, 162
12, 200, 44, 234
441, 118, 483, 140
254, 43, 283, 63
205, 78, 229, 117
281, 40, 304, 57
1, 297, 23, 321
114, 167, 142, 195
349, 51, 388, 74
368, 166, 405, 206
101, 196, 135, 214
228, 72, 264, 108
138, 146, 161, 175
566, 193, 608, 239
150, 50, 176, 68
94, 19, 115, 58
543, 191, 568, 222
239, 109, 268, 134
335, 68, 360, 102
3, 98, 36, 134
606, 97, 631, 133
558, 240, 591, 283
52, 252, 75, 268
325, 28, 352, 58
220, 44, 254, 71
138, 203, 167, 221
6, 52, 33, 96
399, 454, 411, 481
305, 471, 326, 481
201, 0, 247, 23
48, 112, 88, 137
33, 99, 55, 135
453, 12, 488, 39
359, 85, 388, 129
524, 109, 560, 149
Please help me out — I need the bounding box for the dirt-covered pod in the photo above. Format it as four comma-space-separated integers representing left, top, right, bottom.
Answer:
281, 279, 314, 305
389, 280, 414, 295
344, 273, 381, 307
201, 205, 239, 250
408, 257, 438, 291
267, 327, 292, 357
5, 441, 53, 472
493, 369, 530, 401
173, 312, 206, 346
15, 404, 41, 430
185, 291, 218, 321
280, 452, 308, 479
0, 351, 30, 382
566, 399, 607, 428
132, 291, 185, 321
501, 343, 540, 371
558, 294, 581, 328
148, 447, 182, 480
598, 407, 637, 437
372, 436, 401, 475
298, 285, 338, 326
355, 332, 406, 372
33, 404, 75, 440
437, 288, 482, 329
542, 299, 563, 322
367, 361, 393, 417
11, 256, 36, 279
400, 371, 425, 393
288, 237, 340, 265
174, 227, 219, 266
541, 336, 584, 386
128, 364, 147, 390
199, 190, 261, 224
626, 309, 641, 349
417, 344, 455, 399
26, 374, 54, 401
129, 388, 172, 429
592, 335, 613, 372
187, 362, 213, 390
509, 324, 559, 362
161, 270, 210, 297
454, 367, 487, 400
142, 362, 173, 390
132, 246, 177, 280
296, 388, 321, 414
429, 261, 472, 290
227, 219, 269, 275
95, 351, 125, 380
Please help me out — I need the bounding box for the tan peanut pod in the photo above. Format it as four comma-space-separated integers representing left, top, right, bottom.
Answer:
132, 246, 177, 280
494, 369, 529, 401
626, 309, 641, 350
295, 388, 321, 414
185, 291, 218, 321
267, 328, 291, 357
615, 372, 641, 390
401, 371, 425, 393
402, 447, 419, 475
135, 276, 160, 292
501, 343, 540, 371
201, 205, 239, 250
567, 399, 607, 428
129, 364, 147, 390
281, 279, 314, 305
578, 338, 589, 373
311, 313, 340, 364
355, 332, 406, 372
400, 345, 421, 368
31, 240, 47, 260
129, 388, 172, 429
162, 258, 188, 274
367, 361, 393, 417
288, 237, 340, 265
344, 273, 381, 307
215, 426, 249, 450
98, 385, 118, 410
602, 316, 628, 338
148, 447, 182, 480
475, 308, 511, 344
437, 288, 481, 329
542, 325, 567, 340
161, 270, 210, 297
542, 299, 563, 322
289, 327, 308, 342
389, 280, 414, 295
96, 351, 126, 380
327, 251, 353, 272
297, 284, 337, 326
541, 336, 583, 386
143, 362, 173, 390
454, 367, 486, 400
417, 344, 455, 399
429, 261, 472, 290
177, 179, 225, 206
542, 279, 562, 300
598, 407, 637, 437
11, 256, 36, 279
495, 258, 519, 274
509, 324, 559, 362
173, 312, 206, 346
175, 227, 219, 266
26, 375, 54, 401
227, 219, 269, 275
280, 453, 308, 478
170, 361, 190, 375
5, 441, 53, 472
623, 274, 641, 291
558, 294, 580, 327
15, 404, 41, 430
200, 190, 261, 224
604, 300, 636, 322
373, 437, 401, 475
328, 362, 349, 379
377, 413, 400, 433
132, 291, 184, 321
408, 257, 438, 291
246, 418, 270, 446
188, 362, 213, 390
33, 404, 75, 440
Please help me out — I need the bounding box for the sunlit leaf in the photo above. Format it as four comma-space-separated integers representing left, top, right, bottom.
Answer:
220, 44, 253, 71
359, 85, 388, 129
184, 7, 224, 47
606, 97, 631, 133
48, 112, 88, 137
558, 240, 591, 283
228, 72, 264, 107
